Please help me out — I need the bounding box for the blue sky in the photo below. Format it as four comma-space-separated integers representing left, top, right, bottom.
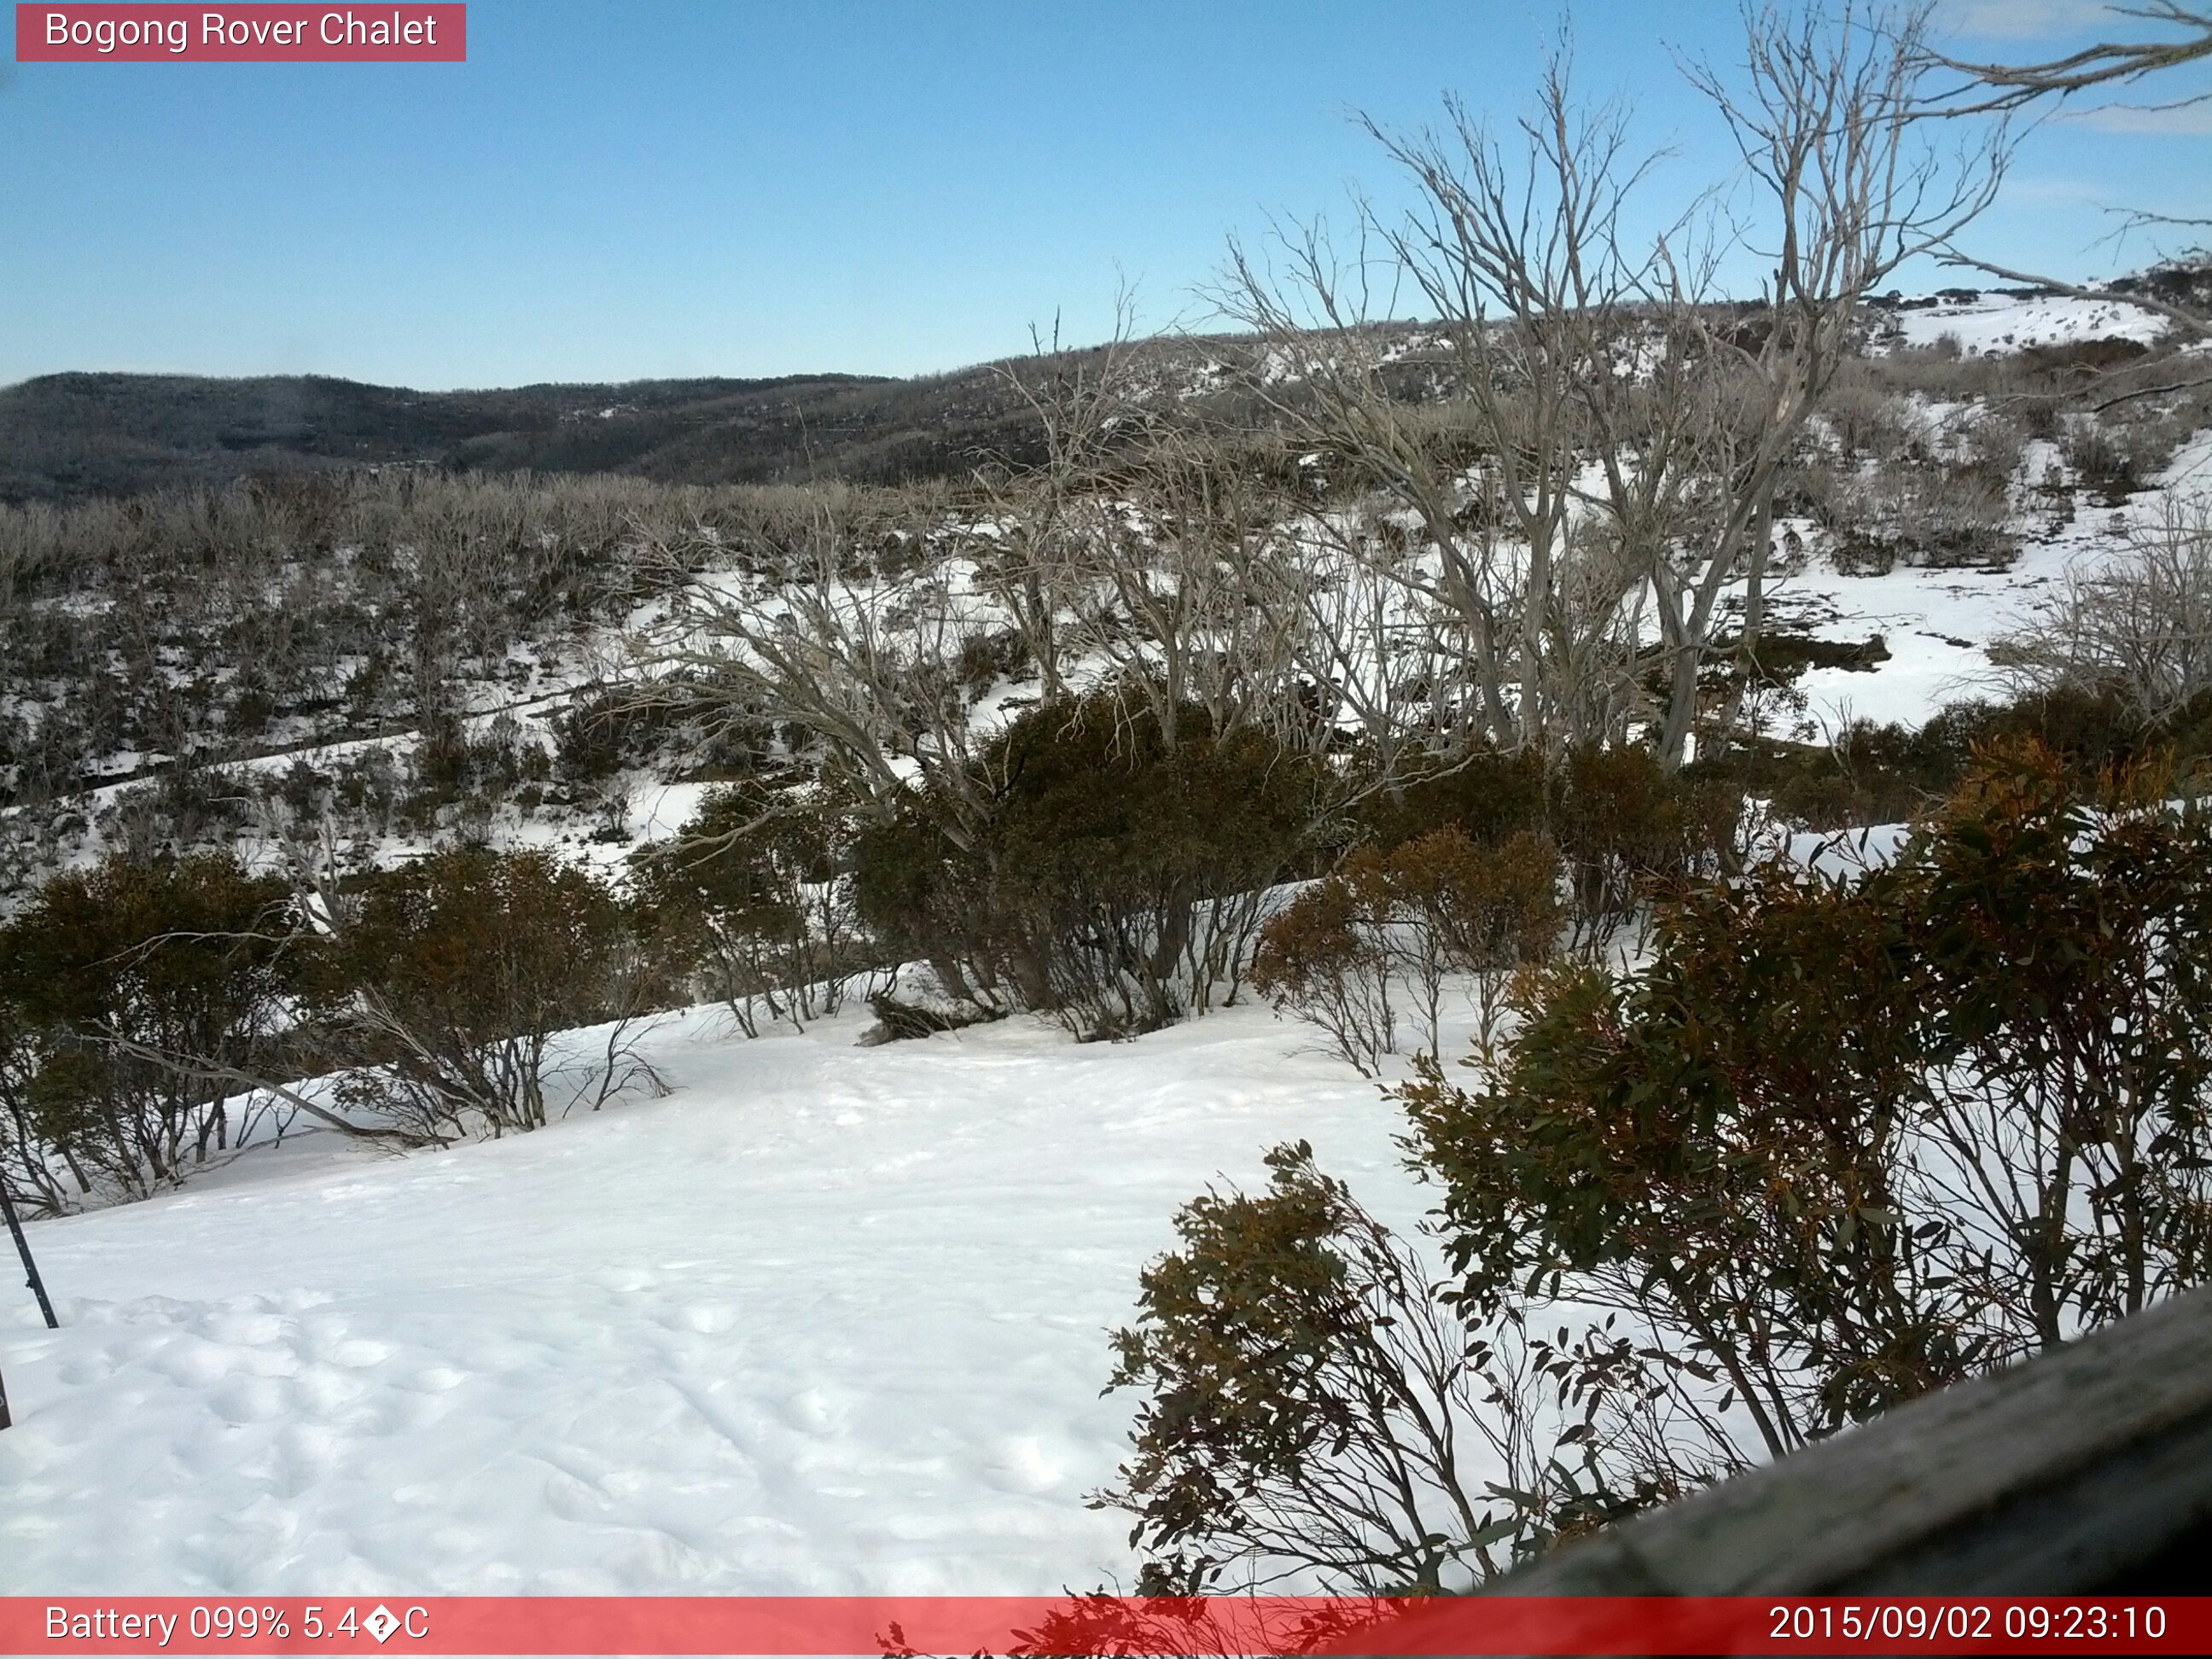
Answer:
3, 0, 2207, 388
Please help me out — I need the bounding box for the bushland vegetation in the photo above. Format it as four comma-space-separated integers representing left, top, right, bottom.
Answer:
1102, 741, 2212, 1592
1084, 0, 2212, 1606
853, 691, 1326, 1039
632, 778, 881, 1036
0, 365, 1015, 505
3, 36, 2211, 1609
0, 842, 670, 1212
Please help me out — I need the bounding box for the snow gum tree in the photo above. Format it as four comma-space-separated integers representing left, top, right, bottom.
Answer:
1222, 3, 2006, 767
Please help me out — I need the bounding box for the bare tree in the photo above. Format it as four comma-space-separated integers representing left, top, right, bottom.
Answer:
649, 486, 997, 847
965, 303, 1150, 705
1995, 497, 2212, 719
1062, 423, 1314, 754
1217, 165, 1624, 760
1358, 64, 1675, 760
1657, 2, 2007, 761
1223, 9, 2002, 770
1933, 2, 2212, 114
1098, 1143, 1624, 1593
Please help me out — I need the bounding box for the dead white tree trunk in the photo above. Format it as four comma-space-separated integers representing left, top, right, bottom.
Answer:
1646, 1, 2006, 763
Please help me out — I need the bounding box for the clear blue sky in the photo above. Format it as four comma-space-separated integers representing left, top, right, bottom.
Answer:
3, 0, 2206, 389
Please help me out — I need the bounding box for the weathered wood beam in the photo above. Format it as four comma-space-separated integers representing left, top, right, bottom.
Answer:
1480, 1284, 2212, 1597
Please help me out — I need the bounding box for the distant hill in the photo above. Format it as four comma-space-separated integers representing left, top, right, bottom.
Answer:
0, 364, 1066, 504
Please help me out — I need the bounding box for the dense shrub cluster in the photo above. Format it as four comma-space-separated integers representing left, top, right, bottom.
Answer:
0, 853, 300, 1204
1814, 458, 2017, 573
0, 843, 672, 1212
1549, 747, 1741, 952
856, 692, 1326, 1039
633, 781, 883, 1035
1250, 828, 1559, 1072
1740, 682, 2212, 830
0, 474, 940, 888
316, 846, 666, 1140
1103, 742, 2212, 1592
0, 473, 671, 802
1101, 1141, 1606, 1594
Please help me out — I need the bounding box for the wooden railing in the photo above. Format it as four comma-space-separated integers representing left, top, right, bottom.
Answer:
1476, 1283, 2212, 1596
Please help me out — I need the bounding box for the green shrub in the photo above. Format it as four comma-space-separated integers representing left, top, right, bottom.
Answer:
318, 846, 657, 1138
0, 852, 303, 1198
1097, 1142, 1622, 1593
1252, 827, 1560, 1070
1347, 747, 1547, 854
1249, 877, 1397, 1074
1111, 741, 2212, 1595
1405, 738, 2212, 1476
852, 784, 1019, 1013
1745, 684, 2212, 832
634, 781, 882, 1034
1551, 744, 1740, 952
854, 690, 1326, 1039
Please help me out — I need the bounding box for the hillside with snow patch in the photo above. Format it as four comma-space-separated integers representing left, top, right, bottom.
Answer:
7, 277, 2212, 1595
1762, 428, 2212, 732
1880, 287, 2177, 354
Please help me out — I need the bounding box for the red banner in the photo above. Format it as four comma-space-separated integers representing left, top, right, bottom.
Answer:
0, 1596, 2204, 1656
14, 5, 464, 61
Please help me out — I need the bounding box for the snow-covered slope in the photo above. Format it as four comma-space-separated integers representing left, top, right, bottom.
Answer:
0, 1002, 1425, 1594
1883, 288, 2173, 354
1756, 429, 2212, 734
8, 282, 2211, 1598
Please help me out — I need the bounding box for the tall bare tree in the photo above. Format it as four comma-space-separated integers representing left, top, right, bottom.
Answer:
1656, 2, 2006, 761
1223, 6, 2005, 768
649, 485, 998, 847
965, 303, 1150, 706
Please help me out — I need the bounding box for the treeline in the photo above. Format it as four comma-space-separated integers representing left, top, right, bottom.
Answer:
0, 469, 905, 815
17, 653, 2206, 1221
0, 682, 1732, 1209
0, 335, 1240, 505
5, 276, 2206, 873
0, 368, 926, 504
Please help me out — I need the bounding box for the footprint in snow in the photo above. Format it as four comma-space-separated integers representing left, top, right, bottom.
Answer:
982, 1434, 1065, 1494
211, 1374, 290, 1425
659, 1304, 737, 1335
318, 1336, 394, 1368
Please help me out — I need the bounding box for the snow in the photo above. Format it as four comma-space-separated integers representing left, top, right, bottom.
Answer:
9, 285, 2212, 1598
1767, 429, 2212, 734
1884, 289, 2172, 355
1783, 821, 1912, 878
0, 1001, 1429, 1594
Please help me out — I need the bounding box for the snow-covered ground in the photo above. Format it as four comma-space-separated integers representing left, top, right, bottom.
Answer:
8, 283, 2212, 1598
1767, 430, 2212, 733
1884, 288, 2173, 354
0, 1001, 1429, 1594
